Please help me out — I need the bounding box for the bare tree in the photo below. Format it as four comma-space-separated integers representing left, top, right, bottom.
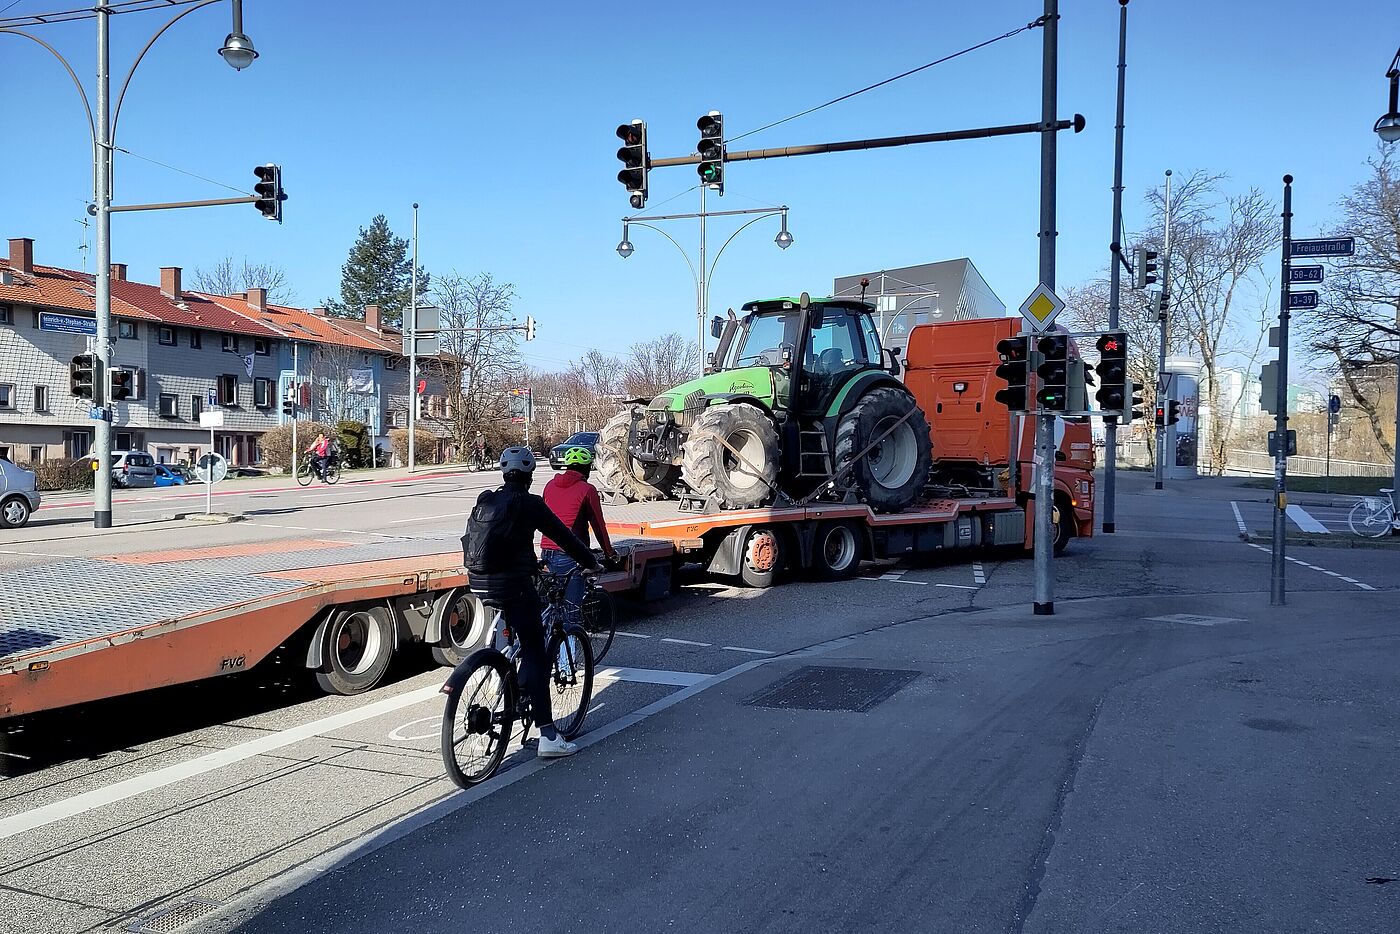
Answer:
424, 272, 523, 453
307, 342, 378, 425
191, 256, 295, 304
622, 333, 696, 399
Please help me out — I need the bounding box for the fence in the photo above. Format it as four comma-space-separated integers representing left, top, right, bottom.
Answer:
1223, 450, 1393, 479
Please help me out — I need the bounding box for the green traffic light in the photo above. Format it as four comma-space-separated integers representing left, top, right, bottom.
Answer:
699, 163, 720, 182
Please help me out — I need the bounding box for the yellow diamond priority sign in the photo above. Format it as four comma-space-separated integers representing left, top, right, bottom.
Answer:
1018, 283, 1065, 333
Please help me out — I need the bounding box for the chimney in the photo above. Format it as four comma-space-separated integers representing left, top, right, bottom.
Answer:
246, 288, 267, 312
160, 266, 182, 299
8, 238, 34, 275
311, 306, 328, 318
364, 304, 382, 331
110, 263, 127, 281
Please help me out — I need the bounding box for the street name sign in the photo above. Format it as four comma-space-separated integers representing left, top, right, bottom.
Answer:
1017, 283, 1064, 333
1289, 265, 1324, 284
198, 411, 225, 428
1287, 291, 1319, 310
1289, 237, 1354, 258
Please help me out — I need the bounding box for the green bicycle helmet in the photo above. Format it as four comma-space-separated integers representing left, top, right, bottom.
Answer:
561, 446, 594, 467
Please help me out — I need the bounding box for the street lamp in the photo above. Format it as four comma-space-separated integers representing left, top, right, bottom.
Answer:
1, 0, 258, 529
1375, 48, 1400, 143
774, 210, 794, 249
616, 224, 634, 258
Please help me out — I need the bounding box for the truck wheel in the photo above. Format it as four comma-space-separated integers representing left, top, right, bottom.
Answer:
598, 405, 674, 502
812, 520, 863, 581
1, 496, 32, 529
1053, 498, 1074, 555
315, 605, 395, 695
738, 526, 783, 588
431, 590, 489, 667
833, 387, 932, 513
682, 405, 779, 509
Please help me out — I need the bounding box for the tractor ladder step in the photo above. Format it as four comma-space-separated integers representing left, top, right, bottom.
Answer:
797, 425, 832, 478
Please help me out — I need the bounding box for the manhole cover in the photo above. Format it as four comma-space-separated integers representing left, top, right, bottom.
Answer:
1144, 613, 1245, 627
125, 898, 223, 933
744, 666, 920, 712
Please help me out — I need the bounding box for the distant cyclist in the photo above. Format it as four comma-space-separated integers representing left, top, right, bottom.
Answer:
462, 447, 600, 759
305, 433, 331, 482
541, 446, 617, 604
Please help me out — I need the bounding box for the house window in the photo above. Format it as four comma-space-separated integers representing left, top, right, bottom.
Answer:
254, 338, 271, 356
29, 446, 44, 463
33, 385, 49, 412
254, 377, 273, 408
0, 303, 11, 324
191, 394, 204, 419
218, 374, 238, 406
159, 393, 179, 418
65, 430, 92, 458
190, 330, 202, 349
222, 334, 239, 353
158, 326, 176, 345
0, 383, 13, 409
115, 432, 135, 450
384, 356, 398, 370
118, 320, 137, 339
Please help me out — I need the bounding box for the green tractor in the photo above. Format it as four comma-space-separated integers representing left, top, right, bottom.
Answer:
598, 293, 932, 512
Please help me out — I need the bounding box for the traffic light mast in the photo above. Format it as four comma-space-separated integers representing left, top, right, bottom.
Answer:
616, 120, 648, 210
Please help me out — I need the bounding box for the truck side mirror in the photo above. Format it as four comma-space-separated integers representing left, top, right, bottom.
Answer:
706, 352, 716, 368
710, 316, 724, 338
884, 346, 902, 377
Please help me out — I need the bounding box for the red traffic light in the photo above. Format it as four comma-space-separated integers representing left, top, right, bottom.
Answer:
616, 123, 643, 145
996, 336, 1028, 361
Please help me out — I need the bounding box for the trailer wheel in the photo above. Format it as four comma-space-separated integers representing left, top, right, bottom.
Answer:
431, 590, 489, 667
739, 526, 783, 588
812, 520, 863, 581
315, 605, 395, 695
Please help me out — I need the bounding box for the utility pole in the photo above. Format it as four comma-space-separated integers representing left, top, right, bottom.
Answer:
1155, 169, 1172, 490
291, 340, 299, 476
697, 184, 708, 375
1272, 176, 1294, 605
408, 202, 418, 473
93, 0, 113, 529
1103, 0, 1129, 534
1033, 0, 1059, 616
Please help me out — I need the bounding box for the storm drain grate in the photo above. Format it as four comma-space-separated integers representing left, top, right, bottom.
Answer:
1145, 613, 1245, 627
744, 665, 921, 712
124, 898, 223, 933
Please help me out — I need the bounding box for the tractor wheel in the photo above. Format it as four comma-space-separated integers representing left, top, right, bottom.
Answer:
598, 405, 675, 502
682, 405, 780, 509
833, 386, 933, 513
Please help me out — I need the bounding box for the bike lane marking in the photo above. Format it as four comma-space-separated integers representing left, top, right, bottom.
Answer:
1230, 501, 1248, 535
1244, 542, 1377, 591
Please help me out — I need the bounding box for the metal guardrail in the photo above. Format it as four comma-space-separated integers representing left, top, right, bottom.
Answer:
1223, 450, 1393, 478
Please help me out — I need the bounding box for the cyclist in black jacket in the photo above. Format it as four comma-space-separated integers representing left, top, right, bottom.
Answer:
462, 446, 600, 758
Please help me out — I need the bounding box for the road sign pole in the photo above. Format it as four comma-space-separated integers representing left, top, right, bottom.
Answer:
1103, 0, 1129, 535
1156, 170, 1172, 491
408, 202, 418, 474
1032, 0, 1059, 617
207, 423, 215, 515
1271, 176, 1293, 606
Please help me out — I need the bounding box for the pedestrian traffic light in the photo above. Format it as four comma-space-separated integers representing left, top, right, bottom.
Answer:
109, 368, 133, 402
1133, 246, 1158, 289
1036, 334, 1069, 411
524, 315, 536, 341
696, 111, 724, 194
282, 395, 294, 417
70, 354, 95, 398
1167, 400, 1181, 426
616, 120, 648, 210
1154, 405, 1165, 426
1128, 381, 1144, 424
1094, 330, 1128, 415
253, 164, 285, 222
994, 335, 1031, 411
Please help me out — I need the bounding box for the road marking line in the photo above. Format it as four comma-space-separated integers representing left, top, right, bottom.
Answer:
660, 637, 712, 647
614, 631, 650, 639
390, 511, 471, 524
595, 667, 708, 687
860, 576, 927, 585
1244, 542, 1376, 592
934, 582, 979, 590
879, 571, 905, 580
721, 646, 774, 655
1230, 501, 1248, 535
1286, 504, 1329, 534
0, 550, 74, 558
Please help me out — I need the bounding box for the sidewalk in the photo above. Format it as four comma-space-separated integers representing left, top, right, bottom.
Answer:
216, 588, 1400, 934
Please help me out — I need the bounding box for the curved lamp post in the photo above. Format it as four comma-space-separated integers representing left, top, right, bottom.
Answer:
1375, 47, 1400, 143
1, 0, 257, 529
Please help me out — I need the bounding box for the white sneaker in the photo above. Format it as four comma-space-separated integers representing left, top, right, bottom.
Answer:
537, 734, 577, 759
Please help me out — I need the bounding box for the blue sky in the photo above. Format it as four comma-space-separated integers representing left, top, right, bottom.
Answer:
2, 0, 1397, 373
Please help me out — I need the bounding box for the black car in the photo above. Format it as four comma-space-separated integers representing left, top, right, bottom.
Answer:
548, 432, 599, 470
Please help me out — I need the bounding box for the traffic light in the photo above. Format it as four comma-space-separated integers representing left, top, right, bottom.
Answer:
524, 315, 536, 341
70, 354, 95, 398
109, 369, 133, 401
253, 164, 286, 222
1094, 330, 1128, 414
616, 120, 648, 210
1128, 381, 1144, 424
696, 111, 724, 194
282, 393, 294, 417
994, 335, 1031, 411
1036, 334, 1069, 411
1166, 400, 1181, 426
1133, 246, 1158, 289
1154, 405, 1165, 426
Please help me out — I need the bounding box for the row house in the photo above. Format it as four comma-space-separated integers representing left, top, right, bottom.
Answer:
0, 237, 448, 468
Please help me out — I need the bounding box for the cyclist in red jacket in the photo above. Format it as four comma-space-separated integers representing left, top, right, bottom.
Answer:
540, 446, 617, 603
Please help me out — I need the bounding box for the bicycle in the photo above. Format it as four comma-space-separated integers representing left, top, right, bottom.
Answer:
440, 567, 596, 788
538, 550, 621, 665
1348, 488, 1397, 539
295, 454, 341, 486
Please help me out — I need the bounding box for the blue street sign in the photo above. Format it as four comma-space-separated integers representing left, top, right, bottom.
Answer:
39, 312, 97, 335
1287, 290, 1319, 309
206, 387, 217, 407
1289, 265, 1324, 284
1329, 394, 1341, 414
1289, 237, 1354, 258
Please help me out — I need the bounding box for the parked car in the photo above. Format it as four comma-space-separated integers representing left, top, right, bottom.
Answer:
153, 464, 188, 487
0, 456, 40, 529
547, 431, 599, 470
86, 451, 157, 488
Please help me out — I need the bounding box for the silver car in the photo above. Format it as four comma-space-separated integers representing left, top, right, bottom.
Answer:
0, 457, 41, 529
87, 451, 158, 488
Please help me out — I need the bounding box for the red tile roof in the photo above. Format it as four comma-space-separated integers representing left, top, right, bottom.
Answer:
194, 293, 402, 354
0, 262, 159, 320
111, 278, 283, 338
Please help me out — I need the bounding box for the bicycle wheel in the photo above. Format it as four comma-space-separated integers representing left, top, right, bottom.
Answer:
1348, 499, 1392, 538
441, 649, 516, 788
325, 461, 341, 485
547, 623, 594, 740
295, 458, 313, 487
580, 587, 617, 665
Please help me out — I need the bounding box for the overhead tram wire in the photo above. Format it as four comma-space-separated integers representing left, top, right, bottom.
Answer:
0, 0, 205, 27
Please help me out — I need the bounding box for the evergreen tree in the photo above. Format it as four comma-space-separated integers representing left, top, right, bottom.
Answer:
325, 214, 430, 327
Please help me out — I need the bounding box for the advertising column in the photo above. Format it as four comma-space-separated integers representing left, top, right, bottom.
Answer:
1164, 357, 1202, 480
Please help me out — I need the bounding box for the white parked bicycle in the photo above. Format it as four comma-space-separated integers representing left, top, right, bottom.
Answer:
1347, 488, 1397, 538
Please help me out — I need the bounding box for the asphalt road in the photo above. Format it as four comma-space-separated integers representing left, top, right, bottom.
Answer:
1, 470, 1397, 933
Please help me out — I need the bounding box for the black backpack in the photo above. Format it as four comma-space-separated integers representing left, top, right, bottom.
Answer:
462, 488, 522, 575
